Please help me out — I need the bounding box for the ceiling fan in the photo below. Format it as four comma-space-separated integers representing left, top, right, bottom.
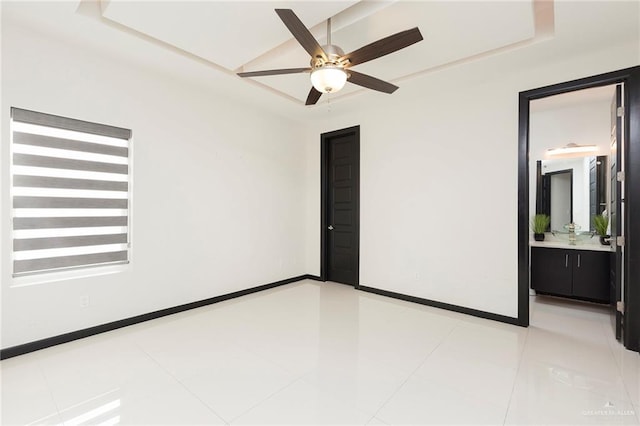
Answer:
237, 9, 423, 105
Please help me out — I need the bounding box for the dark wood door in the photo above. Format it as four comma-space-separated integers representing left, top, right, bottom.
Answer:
541, 174, 551, 219
589, 156, 597, 221
610, 84, 623, 340
322, 126, 359, 286
531, 247, 572, 296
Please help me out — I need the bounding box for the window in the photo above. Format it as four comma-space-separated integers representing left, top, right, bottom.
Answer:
10, 108, 131, 277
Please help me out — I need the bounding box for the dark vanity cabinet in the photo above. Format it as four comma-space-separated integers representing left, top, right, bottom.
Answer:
531, 247, 610, 303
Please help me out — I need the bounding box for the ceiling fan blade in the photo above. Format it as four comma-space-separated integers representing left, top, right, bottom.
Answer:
341, 27, 423, 67
305, 87, 323, 105
237, 68, 311, 78
347, 70, 398, 94
275, 9, 327, 60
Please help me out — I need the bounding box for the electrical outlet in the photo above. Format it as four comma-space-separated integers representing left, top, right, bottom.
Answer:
80, 295, 90, 308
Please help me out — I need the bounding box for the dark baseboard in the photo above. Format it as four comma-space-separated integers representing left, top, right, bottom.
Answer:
305, 274, 323, 281
358, 285, 523, 327
1, 275, 522, 360
1, 274, 313, 360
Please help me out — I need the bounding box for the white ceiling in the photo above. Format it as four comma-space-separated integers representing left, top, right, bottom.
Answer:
98, 0, 539, 105
3, 1, 638, 113
100, 1, 360, 71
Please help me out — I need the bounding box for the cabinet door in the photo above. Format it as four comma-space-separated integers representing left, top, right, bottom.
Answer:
572, 250, 610, 302
531, 247, 572, 296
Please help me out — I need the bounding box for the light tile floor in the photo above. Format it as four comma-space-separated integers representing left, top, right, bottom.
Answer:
2, 280, 639, 425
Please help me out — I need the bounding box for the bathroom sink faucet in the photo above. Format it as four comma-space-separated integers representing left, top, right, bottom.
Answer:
567, 222, 576, 245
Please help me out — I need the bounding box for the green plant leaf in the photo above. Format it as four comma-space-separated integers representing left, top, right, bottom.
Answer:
531, 214, 550, 234
593, 214, 609, 236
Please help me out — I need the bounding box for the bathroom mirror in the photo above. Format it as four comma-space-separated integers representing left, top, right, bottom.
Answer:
536, 155, 607, 232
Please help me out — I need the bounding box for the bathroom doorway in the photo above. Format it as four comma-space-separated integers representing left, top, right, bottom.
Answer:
517, 66, 640, 352
528, 84, 618, 341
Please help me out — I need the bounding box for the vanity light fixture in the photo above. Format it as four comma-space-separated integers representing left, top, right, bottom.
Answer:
547, 143, 598, 156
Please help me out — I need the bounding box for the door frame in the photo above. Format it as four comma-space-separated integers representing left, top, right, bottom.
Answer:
320, 125, 360, 287
518, 66, 640, 351
544, 168, 574, 227
612, 85, 624, 340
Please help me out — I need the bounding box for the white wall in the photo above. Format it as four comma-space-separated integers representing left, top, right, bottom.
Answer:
1, 21, 308, 349
530, 100, 613, 160
303, 1, 639, 318
2, 1, 639, 349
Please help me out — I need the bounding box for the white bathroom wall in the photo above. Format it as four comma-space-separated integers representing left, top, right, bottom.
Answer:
303, 1, 639, 317
530, 99, 613, 160
1, 20, 308, 349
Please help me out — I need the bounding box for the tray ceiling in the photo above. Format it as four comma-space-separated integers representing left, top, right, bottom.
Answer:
99, 0, 540, 106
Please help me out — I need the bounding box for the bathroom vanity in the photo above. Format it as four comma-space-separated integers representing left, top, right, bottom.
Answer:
530, 242, 612, 303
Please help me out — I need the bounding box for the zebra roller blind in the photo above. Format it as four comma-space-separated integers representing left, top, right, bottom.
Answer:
11, 108, 131, 276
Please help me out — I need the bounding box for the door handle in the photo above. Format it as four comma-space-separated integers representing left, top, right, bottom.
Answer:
328, 225, 334, 230
565, 254, 568, 268
577, 254, 581, 268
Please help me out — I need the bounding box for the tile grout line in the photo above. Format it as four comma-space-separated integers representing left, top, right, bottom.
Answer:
132, 333, 307, 425
222, 332, 312, 380
22, 353, 65, 425
197, 305, 350, 422
133, 341, 231, 425
227, 376, 307, 424
511, 299, 632, 424
11, 284, 634, 425
367, 320, 461, 424
34, 353, 66, 425
501, 320, 531, 425
598, 317, 640, 423
128, 283, 342, 425
584, 303, 640, 418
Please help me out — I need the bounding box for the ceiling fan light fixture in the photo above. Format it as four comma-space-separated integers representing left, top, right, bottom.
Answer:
310, 65, 347, 94
236, 9, 423, 105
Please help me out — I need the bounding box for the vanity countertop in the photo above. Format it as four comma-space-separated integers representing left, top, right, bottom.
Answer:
529, 240, 614, 252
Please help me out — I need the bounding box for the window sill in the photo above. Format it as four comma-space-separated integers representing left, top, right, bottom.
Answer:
11, 262, 129, 288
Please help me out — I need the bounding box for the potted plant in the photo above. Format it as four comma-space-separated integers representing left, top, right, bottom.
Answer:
594, 214, 610, 245
531, 214, 550, 241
